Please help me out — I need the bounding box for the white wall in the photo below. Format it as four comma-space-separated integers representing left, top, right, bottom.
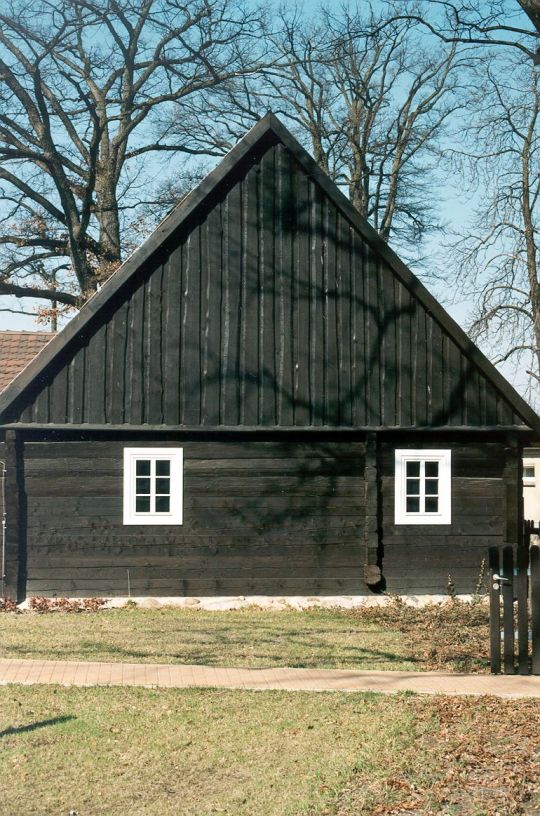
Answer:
524, 449, 540, 523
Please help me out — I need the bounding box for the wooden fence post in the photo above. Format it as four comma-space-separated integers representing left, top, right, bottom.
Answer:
489, 546, 501, 674
531, 544, 540, 676
502, 545, 515, 674
517, 544, 530, 675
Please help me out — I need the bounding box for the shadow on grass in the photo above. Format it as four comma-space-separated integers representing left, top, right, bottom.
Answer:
3, 640, 422, 668
0, 715, 75, 739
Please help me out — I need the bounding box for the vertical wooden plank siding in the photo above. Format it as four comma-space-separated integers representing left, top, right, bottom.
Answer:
86, 322, 106, 423
199, 213, 211, 426
276, 144, 294, 427
222, 184, 241, 426
259, 147, 276, 426
163, 247, 182, 425
182, 233, 202, 426
242, 159, 260, 426
128, 282, 144, 425
108, 302, 128, 424
338, 215, 352, 426
350, 229, 363, 426
145, 263, 164, 424
294, 162, 311, 426
309, 179, 323, 425
382, 266, 397, 426
324, 199, 339, 424
7, 141, 530, 430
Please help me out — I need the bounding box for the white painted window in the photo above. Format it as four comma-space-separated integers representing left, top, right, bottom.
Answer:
123, 448, 183, 525
394, 450, 451, 525
524, 460, 536, 487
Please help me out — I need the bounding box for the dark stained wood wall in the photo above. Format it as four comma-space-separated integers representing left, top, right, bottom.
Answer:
23, 439, 368, 597
0, 441, 5, 584
0, 441, 4, 522
381, 439, 507, 594
18, 433, 513, 598
9, 141, 525, 429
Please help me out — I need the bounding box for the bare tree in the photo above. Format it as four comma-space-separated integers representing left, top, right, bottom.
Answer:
165, 5, 465, 259
0, 0, 268, 321
380, 1, 540, 63
444, 55, 540, 389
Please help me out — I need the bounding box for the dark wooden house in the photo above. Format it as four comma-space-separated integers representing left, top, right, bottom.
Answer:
1, 114, 539, 602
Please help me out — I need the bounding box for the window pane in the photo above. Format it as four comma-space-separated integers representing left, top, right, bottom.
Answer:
136, 478, 151, 495
156, 460, 170, 476
406, 479, 420, 495
425, 461, 439, 477
136, 496, 151, 512
524, 466, 535, 478
406, 497, 420, 513
156, 496, 170, 513
425, 497, 439, 513
136, 460, 151, 476
406, 461, 420, 477
425, 479, 438, 495
155, 478, 170, 495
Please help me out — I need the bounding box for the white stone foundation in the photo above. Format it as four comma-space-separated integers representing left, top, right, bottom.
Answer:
97, 594, 478, 611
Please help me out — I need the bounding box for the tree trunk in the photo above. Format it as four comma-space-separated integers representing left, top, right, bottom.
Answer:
95, 171, 122, 277
521, 93, 540, 376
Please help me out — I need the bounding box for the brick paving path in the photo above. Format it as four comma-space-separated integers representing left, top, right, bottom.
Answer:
1, 658, 540, 697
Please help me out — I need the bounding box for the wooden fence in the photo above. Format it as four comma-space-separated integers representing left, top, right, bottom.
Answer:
489, 521, 540, 675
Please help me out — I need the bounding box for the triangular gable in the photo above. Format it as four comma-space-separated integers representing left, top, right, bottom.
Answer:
0, 113, 538, 431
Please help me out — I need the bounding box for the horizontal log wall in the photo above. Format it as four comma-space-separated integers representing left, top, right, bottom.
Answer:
19, 433, 514, 598
381, 439, 507, 594
23, 439, 368, 597
0, 440, 4, 521
0, 440, 5, 594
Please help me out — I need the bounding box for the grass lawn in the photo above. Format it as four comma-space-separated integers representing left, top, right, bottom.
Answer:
0, 685, 538, 816
0, 600, 491, 672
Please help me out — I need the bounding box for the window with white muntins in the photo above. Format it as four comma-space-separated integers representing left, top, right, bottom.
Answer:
394, 450, 451, 525
123, 448, 183, 525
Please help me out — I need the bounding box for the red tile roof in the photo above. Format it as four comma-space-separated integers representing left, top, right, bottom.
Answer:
0, 331, 55, 392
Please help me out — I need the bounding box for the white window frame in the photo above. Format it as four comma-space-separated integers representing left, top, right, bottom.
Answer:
394, 449, 451, 525
523, 459, 536, 487
123, 447, 183, 525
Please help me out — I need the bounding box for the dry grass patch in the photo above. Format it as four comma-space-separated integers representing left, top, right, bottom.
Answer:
347, 597, 491, 673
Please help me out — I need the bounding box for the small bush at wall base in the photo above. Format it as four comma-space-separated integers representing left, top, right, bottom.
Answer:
28, 597, 107, 613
